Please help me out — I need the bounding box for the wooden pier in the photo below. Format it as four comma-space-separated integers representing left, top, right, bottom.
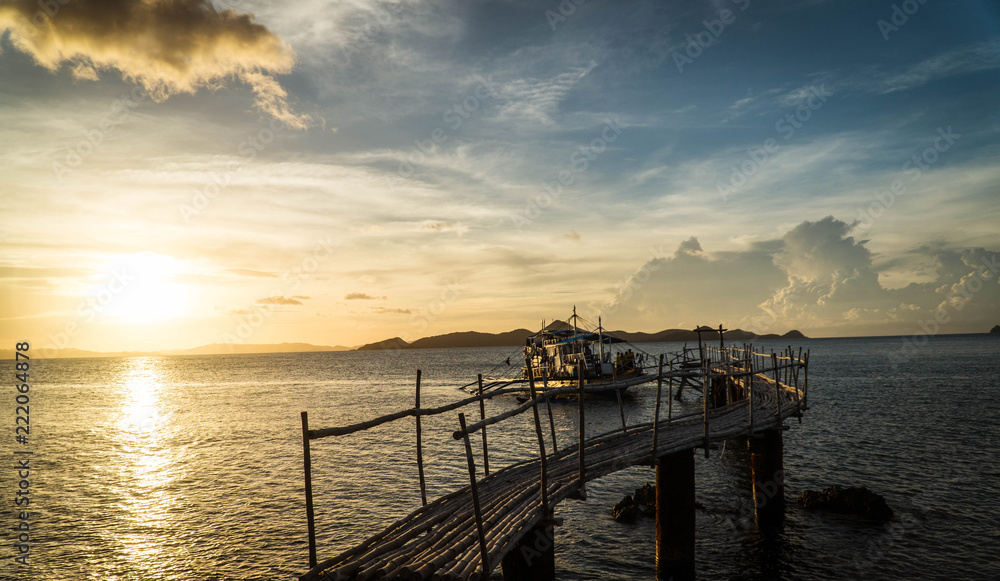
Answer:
298, 341, 809, 581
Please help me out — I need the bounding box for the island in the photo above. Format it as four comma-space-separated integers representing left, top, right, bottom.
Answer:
356, 322, 807, 351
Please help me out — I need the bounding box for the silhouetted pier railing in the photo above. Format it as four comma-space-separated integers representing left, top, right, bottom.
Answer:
299, 342, 809, 581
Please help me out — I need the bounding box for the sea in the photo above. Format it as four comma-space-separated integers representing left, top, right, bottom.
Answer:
4, 334, 999, 581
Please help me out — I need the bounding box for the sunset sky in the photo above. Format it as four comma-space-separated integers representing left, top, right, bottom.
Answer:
1, 0, 999, 353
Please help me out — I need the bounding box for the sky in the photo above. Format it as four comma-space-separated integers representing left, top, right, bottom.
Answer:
1, 0, 999, 353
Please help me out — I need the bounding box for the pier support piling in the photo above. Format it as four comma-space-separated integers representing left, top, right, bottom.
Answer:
656, 449, 696, 581
749, 429, 785, 531
501, 521, 556, 581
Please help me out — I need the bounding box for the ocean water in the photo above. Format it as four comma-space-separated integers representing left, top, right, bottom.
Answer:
4, 334, 999, 580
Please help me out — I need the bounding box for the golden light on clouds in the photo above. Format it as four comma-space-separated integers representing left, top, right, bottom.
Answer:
0, 0, 312, 128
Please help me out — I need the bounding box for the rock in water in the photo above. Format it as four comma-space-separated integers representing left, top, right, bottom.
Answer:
990, 325, 1000, 334
633, 483, 655, 508
611, 494, 641, 523
798, 485, 894, 522
611, 482, 657, 523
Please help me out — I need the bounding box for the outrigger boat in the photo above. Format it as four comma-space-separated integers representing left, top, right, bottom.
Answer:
463, 308, 656, 397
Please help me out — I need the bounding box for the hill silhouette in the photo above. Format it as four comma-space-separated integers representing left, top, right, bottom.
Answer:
355, 322, 807, 351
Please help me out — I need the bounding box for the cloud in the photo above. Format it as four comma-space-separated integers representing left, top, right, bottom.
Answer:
345, 292, 384, 300
421, 221, 468, 235
0, 0, 311, 128
875, 39, 1000, 95
596, 217, 1000, 336
563, 230, 580, 242
372, 306, 411, 315
256, 295, 303, 305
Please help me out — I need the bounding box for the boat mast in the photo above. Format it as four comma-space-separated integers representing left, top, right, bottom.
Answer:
598, 316, 605, 365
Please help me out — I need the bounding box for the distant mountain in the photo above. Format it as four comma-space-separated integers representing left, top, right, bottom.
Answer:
355, 330, 535, 351
8, 342, 352, 360
354, 324, 808, 351
355, 337, 411, 351
163, 342, 352, 355
991, 325, 1000, 334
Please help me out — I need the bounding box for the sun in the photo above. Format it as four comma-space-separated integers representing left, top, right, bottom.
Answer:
100, 252, 191, 323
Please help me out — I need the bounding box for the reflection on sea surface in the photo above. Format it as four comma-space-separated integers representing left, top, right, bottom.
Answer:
113, 358, 175, 575
22, 337, 1000, 580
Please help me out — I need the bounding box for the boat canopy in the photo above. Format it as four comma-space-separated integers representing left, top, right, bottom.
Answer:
547, 332, 626, 346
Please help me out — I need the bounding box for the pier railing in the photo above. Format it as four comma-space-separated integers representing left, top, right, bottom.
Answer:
298, 343, 808, 581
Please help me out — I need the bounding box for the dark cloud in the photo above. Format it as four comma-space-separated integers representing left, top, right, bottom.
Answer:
0, 0, 311, 127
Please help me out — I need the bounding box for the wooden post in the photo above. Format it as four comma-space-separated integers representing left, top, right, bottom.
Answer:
415, 370, 427, 507
702, 358, 709, 458
478, 374, 490, 477
770, 353, 782, 423
300, 411, 317, 569
501, 522, 556, 581
749, 429, 785, 530
665, 354, 672, 422
656, 449, 695, 581
695, 327, 705, 367
459, 413, 491, 579
577, 365, 586, 488
747, 355, 754, 432
793, 348, 802, 422
616, 388, 628, 433
652, 357, 663, 459
545, 394, 558, 456
803, 349, 810, 408
527, 366, 550, 518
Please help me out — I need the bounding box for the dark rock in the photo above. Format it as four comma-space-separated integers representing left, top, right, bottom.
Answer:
797, 485, 894, 522
612, 483, 658, 523
991, 325, 1000, 334
633, 482, 656, 508
611, 494, 642, 523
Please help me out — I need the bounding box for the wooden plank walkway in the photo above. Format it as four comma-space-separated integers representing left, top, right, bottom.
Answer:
299, 346, 808, 581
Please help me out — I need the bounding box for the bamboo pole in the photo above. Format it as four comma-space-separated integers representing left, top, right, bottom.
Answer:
527, 366, 550, 519
771, 353, 782, 423
301, 411, 317, 569
311, 387, 528, 440
458, 413, 491, 580
804, 349, 810, 408
616, 387, 628, 433
416, 370, 428, 507
702, 358, 710, 458
747, 356, 754, 432
666, 353, 673, 423
577, 365, 586, 486
455, 385, 579, 439
478, 374, 490, 477
793, 347, 802, 422
652, 354, 663, 459
545, 393, 559, 456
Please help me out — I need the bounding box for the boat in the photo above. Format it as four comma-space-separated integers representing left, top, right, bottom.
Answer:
464, 308, 656, 397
